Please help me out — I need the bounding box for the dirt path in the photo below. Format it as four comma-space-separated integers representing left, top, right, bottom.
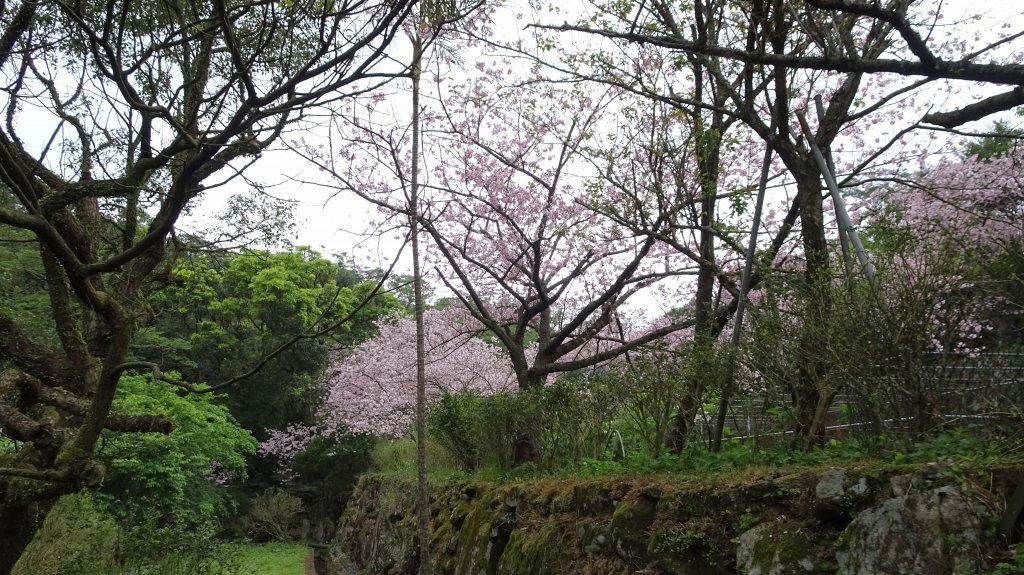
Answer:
304, 548, 317, 575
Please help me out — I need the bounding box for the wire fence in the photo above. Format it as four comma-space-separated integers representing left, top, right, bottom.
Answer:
695, 352, 1024, 443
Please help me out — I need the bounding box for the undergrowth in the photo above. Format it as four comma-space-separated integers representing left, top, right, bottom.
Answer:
369, 428, 1024, 486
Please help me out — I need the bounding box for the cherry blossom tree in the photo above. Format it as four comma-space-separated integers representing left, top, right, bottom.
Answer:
260, 307, 515, 451
524, 0, 978, 442
423, 75, 709, 389
301, 61, 706, 393
325, 308, 516, 435
859, 135, 1024, 354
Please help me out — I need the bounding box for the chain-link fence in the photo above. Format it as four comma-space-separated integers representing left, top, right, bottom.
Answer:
695, 352, 1024, 443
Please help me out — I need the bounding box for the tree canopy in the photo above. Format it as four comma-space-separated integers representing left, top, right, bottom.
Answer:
3, 0, 1024, 571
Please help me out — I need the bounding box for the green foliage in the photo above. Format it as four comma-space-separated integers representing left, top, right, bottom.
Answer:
215, 247, 338, 328
143, 247, 403, 437
246, 489, 304, 542
289, 428, 375, 494
115, 521, 253, 575
548, 428, 1021, 482
97, 374, 257, 530
429, 376, 622, 472
369, 437, 462, 478
428, 390, 525, 470
612, 342, 722, 456
429, 393, 482, 470
887, 427, 1017, 468
11, 492, 119, 575
965, 119, 1023, 162
650, 527, 705, 555
11, 492, 258, 575
535, 374, 622, 464
979, 239, 1024, 348
990, 544, 1024, 575
859, 200, 920, 258
0, 194, 58, 349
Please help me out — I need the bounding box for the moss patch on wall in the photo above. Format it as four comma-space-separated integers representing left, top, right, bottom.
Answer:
332, 465, 1020, 575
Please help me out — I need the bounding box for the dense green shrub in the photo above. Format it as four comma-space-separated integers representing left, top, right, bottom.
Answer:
428, 374, 623, 471
611, 344, 725, 456
429, 392, 483, 470
11, 492, 251, 575
115, 519, 251, 575
246, 489, 304, 542
284, 429, 376, 541
97, 374, 258, 530
369, 436, 461, 475
11, 492, 119, 575
427, 389, 529, 470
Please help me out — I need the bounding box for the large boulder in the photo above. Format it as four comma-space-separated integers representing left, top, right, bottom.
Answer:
836, 485, 989, 575
609, 491, 658, 564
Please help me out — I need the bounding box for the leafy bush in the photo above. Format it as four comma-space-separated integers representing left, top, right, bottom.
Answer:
97, 374, 258, 530
429, 375, 623, 472
427, 392, 482, 469
611, 343, 725, 456
991, 543, 1024, 575
246, 489, 303, 542
115, 521, 252, 575
534, 374, 622, 464
11, 492, 119, 575
12, 492, 253, 575
283, 429, 375, 541
369, 436, 461, 477
428, 389, 538, 469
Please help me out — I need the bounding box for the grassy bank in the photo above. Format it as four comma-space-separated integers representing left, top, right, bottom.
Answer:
230, 543, 309, 575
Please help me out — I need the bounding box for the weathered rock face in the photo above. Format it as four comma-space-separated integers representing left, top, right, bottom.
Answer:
813, 468, 871, 521
836, 485, 988, 575
329, 466, 1017, 575
736, 521, 828, 575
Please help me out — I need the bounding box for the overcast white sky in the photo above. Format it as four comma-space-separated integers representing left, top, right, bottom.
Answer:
181, 0, 1024, 281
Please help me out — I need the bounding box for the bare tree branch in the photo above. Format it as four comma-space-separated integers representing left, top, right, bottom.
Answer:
922, 87, 1024, 128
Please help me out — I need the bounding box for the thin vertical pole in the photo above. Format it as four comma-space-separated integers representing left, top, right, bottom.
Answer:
711, 142, 773, 452
409, 33, 432, 575
797, 109, 877, 288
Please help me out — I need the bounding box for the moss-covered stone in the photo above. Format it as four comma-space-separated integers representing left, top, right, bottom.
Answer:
496, 522, 561, 574
736, 519, 827, 575
453, 498, 502, 574
333, 464, 1014, 575
836, 486, 989, 575
609, 494, 657, 564
570, 483, 615, 516
751, 529, 811, 570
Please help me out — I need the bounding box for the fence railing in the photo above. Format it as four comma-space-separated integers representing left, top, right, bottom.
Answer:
695, 352, 1024, 443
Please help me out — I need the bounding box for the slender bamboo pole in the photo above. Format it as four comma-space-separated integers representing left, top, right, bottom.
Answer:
710, 142, 773, 452
409, 33, 432, 575
797, 109, 877, 288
